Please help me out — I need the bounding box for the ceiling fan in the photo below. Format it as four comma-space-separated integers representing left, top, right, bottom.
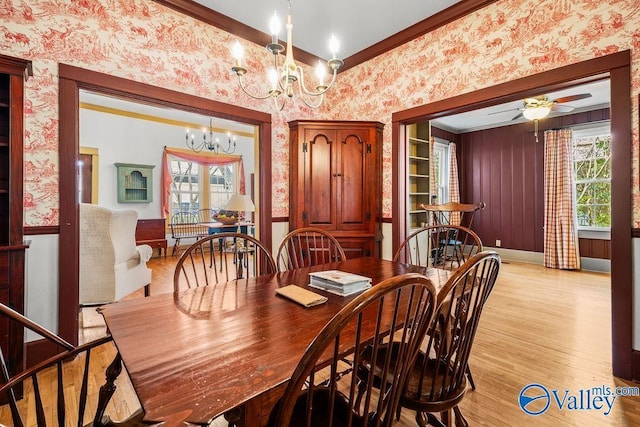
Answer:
491, 93, 593, 121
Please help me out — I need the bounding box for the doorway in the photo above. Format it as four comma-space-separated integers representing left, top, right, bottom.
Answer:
58, 65, 273, 345
392, 51, 633, 378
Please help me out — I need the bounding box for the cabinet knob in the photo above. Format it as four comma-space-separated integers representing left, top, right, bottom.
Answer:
332, 173, 342, 177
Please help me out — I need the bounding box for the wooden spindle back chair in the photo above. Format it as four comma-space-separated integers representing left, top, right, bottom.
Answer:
269, 273, 438, 427
173, 232, 276, 292
356, 251, 501, 427
420, 202, 485, 229
394, 225, 483, 271
0, 303, 143, 426
276, 227, 347, 271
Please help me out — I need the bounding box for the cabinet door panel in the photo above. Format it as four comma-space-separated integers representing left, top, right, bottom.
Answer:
337, 130, 367, 231
307, 130, 335, 227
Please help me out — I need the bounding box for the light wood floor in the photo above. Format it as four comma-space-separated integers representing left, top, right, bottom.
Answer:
5, 256, 640, 426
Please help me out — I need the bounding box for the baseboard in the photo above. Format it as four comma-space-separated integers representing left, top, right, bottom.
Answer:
487, 247, 610, 273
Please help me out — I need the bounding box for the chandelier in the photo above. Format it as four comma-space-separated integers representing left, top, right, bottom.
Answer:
231, 1, 343, 110
185, 118, 236, 154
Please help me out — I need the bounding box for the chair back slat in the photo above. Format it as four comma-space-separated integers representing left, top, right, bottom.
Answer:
0, 303, 142, 426
420, 202, 485, 228
277, 227, 347, 271
270, 273, 438, 427
174, 232, 277, 292
394, 225, 483, 271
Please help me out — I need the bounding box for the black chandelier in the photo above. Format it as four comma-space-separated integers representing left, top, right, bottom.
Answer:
185, 118, 236, 154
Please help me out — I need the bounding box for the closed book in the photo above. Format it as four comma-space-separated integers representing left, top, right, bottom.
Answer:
308, 270, 372, 287
309, 282, 372, 297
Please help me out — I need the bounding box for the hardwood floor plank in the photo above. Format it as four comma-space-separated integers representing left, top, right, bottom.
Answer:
2, 256, 639, 426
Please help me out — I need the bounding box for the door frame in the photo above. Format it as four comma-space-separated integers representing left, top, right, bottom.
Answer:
58, 64, 272, 345
392, 51, 633, 378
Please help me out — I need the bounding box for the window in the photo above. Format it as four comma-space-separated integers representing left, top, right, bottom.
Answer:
432, 139, 450, 204
572, 124, 611, 229
169, 158, 235, 215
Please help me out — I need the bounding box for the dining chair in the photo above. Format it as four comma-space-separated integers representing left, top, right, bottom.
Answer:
268, 273, 439, 427
356, 251, 501, 427
394, 225, 483, 272
197, 208, 217, 223
276, 227, 347, 271
419, 202, 485, 229
173, 232, 277, 292
0, 302, 144, 427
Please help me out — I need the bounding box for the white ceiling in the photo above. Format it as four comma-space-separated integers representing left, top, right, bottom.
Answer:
432, 79, 611, 133
192, 0, 461, 60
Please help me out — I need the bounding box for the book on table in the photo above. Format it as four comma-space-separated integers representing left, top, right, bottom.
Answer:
308, 270, 372, 297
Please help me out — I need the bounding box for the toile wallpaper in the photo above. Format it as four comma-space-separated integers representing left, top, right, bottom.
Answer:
0, 0, 638, 226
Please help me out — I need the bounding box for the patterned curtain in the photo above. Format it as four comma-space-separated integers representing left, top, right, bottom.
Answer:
161, 147, 245, 219
543, 129, 580, 270
449, 143, 461, 225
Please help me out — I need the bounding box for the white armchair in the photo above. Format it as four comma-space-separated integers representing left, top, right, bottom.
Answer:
79, 203, 153, 305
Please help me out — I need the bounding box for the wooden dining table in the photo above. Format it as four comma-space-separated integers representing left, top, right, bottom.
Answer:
99, 257, 452, 426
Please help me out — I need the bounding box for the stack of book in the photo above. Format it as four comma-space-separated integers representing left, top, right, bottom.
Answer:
308, 270, 372, 297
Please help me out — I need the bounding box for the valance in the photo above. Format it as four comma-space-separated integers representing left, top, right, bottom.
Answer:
161, 147, 245, 218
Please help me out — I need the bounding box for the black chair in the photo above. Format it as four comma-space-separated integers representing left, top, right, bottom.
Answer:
0, 303, 144, 426
356, 251, 501, 426
269, 273, 439, 427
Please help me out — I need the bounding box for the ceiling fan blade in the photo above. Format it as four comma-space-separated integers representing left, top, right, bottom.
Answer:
551, 104, 574, 113
488, 107, 520, 115
511, 112, 523, 121
553, 93, 592, 103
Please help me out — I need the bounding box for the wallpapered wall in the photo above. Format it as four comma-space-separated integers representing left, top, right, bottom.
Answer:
1, 0, 639, 226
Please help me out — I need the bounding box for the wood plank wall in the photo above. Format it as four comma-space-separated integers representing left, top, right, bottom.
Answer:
453, 108, 610, 256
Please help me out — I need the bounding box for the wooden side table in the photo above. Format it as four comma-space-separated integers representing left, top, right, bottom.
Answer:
135, 218, 167, 258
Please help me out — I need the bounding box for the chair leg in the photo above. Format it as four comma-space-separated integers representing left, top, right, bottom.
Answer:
453, 406, 469, 427
466, 365, 476, 390
172, 238, 180, 256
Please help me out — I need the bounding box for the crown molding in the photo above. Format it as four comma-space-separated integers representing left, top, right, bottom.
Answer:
152, 0, 498, 70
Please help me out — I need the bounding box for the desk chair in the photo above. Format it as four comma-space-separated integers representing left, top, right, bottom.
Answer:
356, 251, 501, 427
276, 227, 347, 271
0, 303, 144, 426
269, 273, 438, 427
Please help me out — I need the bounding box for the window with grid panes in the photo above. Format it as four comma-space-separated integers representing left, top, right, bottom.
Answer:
572, 124, 611, 229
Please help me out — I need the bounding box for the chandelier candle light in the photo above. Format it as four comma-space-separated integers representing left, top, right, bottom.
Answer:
231, 1, 343, 109
185, 118, 237, 154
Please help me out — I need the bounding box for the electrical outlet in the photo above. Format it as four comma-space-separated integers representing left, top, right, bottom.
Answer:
496, 239, 501, 247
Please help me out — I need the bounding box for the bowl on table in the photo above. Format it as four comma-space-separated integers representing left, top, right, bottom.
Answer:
214, 216, 238, 225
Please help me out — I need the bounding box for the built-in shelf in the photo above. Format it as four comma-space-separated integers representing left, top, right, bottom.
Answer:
407, 124, 431, 230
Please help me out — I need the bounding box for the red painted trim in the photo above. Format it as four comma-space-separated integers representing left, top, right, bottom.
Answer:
24, 226, 60, 235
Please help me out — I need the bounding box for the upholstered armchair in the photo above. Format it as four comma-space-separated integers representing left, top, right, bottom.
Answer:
79, 203, 152, 305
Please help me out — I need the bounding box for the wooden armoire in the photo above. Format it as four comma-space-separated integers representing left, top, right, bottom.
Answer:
288, 120, 383, 258
0, 54, 31, 390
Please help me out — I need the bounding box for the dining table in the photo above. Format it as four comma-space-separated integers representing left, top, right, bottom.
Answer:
99, 257, 452, 426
